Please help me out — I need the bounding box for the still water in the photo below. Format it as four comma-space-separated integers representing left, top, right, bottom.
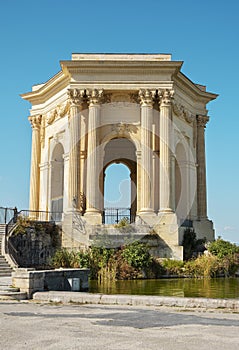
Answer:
89, 278, 239, 299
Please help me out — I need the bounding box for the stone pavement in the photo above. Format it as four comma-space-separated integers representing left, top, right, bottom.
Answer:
0, 301, 239, 350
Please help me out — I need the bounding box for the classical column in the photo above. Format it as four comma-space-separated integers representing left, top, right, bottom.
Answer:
139, 89, 154, 213
67, 89, 84, 209
85, 89, 104, 215
196, 115, 209, 219
159, 89, 174, 213
28, 115, 42, 212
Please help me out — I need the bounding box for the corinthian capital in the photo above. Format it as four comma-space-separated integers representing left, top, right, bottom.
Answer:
67, 88, 85, 106
86, 89, 104, 106
197, 115, 209, 127
139, 89, 155, 107
29, 115, 42, 129
159, 89, 174, 106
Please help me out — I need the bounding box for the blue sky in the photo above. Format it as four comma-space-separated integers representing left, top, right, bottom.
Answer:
0, 0, 238, 243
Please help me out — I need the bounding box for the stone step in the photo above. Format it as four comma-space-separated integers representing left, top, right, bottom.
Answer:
0, 270, 13, 277
0, 224, 6, 235
0, 285, 19, 292
0, 291, 27, 300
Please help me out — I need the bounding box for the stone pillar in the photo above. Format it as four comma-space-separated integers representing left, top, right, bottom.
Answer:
196, 115, 209, 219
139, 89, 154, 214
28, 115, 42, 212
159, 89, 174, 213
85, 89, 103, 222
67, 89, 84, 209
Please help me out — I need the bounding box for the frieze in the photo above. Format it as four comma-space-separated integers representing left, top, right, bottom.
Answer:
46, 101, 70, 125
172, 101, 195, 124
112, 122, 138, 135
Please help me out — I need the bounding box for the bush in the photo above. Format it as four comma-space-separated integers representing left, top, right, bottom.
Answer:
51, 248, 79, 268
121, 241, 152, 269
182, 228, 206, 260
160, 259, 185, 276
207, 238, 239, 259
184, 254, 221, 278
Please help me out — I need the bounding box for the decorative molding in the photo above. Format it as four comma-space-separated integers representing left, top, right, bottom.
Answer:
159, 89, 174, 106
86, 88, 104, 105
46, 101, 70, 125
67, 88, 86, 106
139, 89, 155, 106
172, 101, 195, 124
130, 92, 140, 104
111, 93, 130, 103
28, 115, 42, 129
196, 115, 209, 127
111, 122, 138, 135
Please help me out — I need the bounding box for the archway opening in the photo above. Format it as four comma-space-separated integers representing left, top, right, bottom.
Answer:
102, 137, 137, 224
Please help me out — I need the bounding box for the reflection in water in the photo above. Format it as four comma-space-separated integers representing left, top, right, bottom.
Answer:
89, 278, 239, 299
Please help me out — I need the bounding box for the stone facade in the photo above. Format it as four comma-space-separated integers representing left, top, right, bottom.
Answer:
22, 53, 218, 260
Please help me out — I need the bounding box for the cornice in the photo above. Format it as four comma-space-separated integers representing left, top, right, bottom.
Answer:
174, 71, 218, 103
21, 72, 70, 105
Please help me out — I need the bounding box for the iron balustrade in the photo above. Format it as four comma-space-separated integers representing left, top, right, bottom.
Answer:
102, 207, 134, 224
0, 206, 16, 224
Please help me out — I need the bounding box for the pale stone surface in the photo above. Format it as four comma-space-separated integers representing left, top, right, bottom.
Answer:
22, 53, 218, 259
1, 302, 239, 350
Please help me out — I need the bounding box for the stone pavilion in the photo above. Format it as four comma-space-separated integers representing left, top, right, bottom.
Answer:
22, 53, 217, 259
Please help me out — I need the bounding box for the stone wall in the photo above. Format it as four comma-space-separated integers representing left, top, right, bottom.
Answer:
12, 268, 90, 298
9, 222, 61, 268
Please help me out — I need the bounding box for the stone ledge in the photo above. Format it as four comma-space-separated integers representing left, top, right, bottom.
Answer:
33, 292, 239, 311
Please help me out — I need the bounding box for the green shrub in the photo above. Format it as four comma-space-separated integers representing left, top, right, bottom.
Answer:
207, 238, 239, 259
182, 228, 206, 260
161, 259, 185, 275
51, 248, 79, 268
184, 254, 221, 278
121, 241, 152, 269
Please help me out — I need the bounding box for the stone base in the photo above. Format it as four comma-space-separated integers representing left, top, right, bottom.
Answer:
193, 218, 215, 242
83, 211, 102, 225
62, 211, 89, 249
12, 268, 90, 298
154, 212, 179, 246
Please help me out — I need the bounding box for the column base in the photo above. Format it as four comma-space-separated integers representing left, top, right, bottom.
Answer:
158, 208, 174, 214
84, 210, 102, 225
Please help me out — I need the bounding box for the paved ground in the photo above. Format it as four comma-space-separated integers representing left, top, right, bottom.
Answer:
0, 301, 239, 350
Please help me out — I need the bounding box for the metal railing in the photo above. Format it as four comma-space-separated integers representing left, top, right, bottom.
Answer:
102, 208, 134, 224
5, 209, 63, 239
0, 206, 16, 224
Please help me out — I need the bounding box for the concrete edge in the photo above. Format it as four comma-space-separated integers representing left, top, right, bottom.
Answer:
33, 292, 239, 310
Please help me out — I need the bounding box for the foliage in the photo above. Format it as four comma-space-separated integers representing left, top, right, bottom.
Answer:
51, 248, 80, 268
114, 217, 130, 228
207, 238, 239, 259
160, 259, 185, 276
182, 228, 206, 260
184, 254, 220, 278
121, 241, 152, 269
13, 216, 31, 235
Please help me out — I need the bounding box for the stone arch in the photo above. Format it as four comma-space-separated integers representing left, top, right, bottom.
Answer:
101, 137, 137, 222
50, 143, 64, 220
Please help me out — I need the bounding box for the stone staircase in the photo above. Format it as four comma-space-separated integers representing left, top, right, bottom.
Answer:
0, 223, 6, 235
0, 231, 27, 300
0, 232, 13, 277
